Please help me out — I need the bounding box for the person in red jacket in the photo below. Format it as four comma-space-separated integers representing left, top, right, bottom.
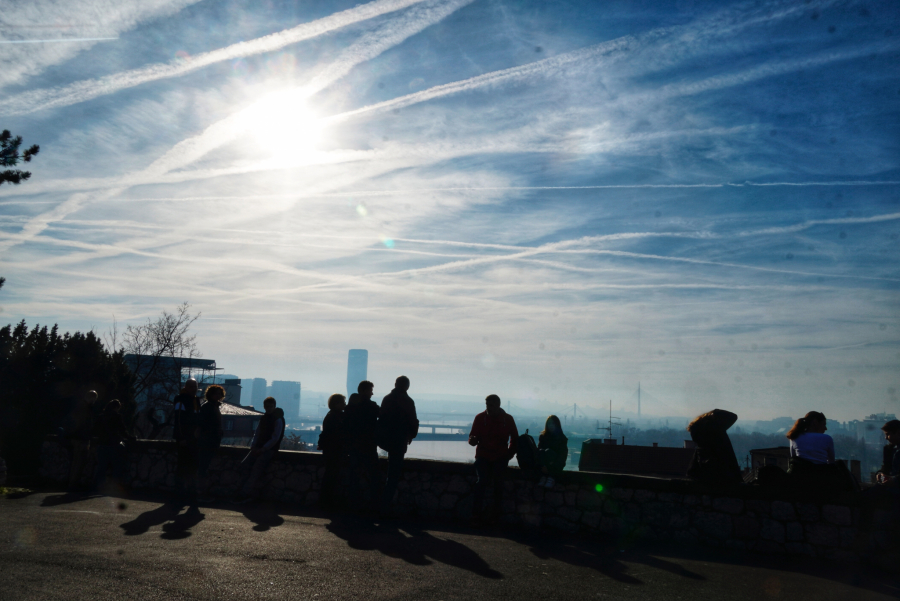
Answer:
468, 394, 518, 523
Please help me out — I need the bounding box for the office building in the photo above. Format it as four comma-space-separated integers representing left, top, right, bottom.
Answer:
347, 349, 368, 397
247, 377, 267, 410
271, 380, 301, 420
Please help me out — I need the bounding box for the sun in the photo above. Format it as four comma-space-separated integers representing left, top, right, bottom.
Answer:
237, 88, 322, 161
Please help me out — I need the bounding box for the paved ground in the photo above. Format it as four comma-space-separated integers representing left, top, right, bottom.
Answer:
0, 490, 897, 601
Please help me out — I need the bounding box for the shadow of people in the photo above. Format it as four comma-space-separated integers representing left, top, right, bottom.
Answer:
40, 492, 101, 507
119, 503, 181, 536
240, 501, 286, 532
326, 516, 503, 578
161, 508, 205, 540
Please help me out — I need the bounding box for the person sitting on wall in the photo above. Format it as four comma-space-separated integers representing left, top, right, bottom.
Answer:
196, 385, 225, 503
537, 415, 567, 489
686, 409, 742, 486
468, 394, 518, 524
785, 411, 855, 494
318, 393, 348, 509
235, 396, 285, 504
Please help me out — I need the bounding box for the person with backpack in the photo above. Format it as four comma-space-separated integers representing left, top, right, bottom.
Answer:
537, 415, 568, 489
468, 394, 518, 524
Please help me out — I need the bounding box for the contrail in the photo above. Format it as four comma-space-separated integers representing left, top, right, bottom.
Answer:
0, 38, 118, 44
0, 0, 429, 117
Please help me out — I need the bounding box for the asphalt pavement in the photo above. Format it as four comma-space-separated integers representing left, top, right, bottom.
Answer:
0, 490, 897, 600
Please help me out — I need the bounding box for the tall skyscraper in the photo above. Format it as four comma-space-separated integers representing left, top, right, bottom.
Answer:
249, 377, 267, 410
270, 380, 301, 421
347, 349, 368, 397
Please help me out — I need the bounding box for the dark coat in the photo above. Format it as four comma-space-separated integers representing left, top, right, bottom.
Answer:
95, 411, 132, 447
345, 396, 380, 455
880, 444, 900, 478
687, 409, 742, 485
197, 400, 223, 449
377, 389, 418, 454
538, 431, 568, 473
320, 409, 347, 457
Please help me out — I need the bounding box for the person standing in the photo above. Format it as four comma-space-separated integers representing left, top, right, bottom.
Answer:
196, 385, 225, 503
345, 380, 381, 511
468, 394, 518, 523
235, 396, 285, 504
318, 393, 347, 509
66, 390, 97, 491
876, 419, 900, 487
172, 378, 201, 505
93, 400, 134, 492
377, 376, 418, 516
537, 415, 568, 489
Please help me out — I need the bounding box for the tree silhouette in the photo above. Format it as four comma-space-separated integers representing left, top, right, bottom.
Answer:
1, 129, 40, 186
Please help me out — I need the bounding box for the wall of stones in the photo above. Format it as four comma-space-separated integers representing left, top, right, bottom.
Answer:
40, 438, 894, 561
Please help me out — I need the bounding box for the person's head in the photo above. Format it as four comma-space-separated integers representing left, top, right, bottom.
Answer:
542, 415, 562, 436
883, 420, 900, 445
84, 390, 98, 404
395, 376, 410, 391
485, 394, 501, 416
358, 380, 374, 398
328, 393, 346, 412
205, 384, 225, 403
263, 396, 277, 414
105, 399, 122, 413
687, 411, 714, 432
786, 411, 827, 440
183, 378, 198, 394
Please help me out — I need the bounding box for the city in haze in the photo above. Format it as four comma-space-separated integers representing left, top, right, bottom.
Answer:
1, 0, 897, 424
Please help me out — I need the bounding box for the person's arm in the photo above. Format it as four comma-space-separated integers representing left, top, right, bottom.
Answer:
468, 415, 481, 447
507, 416, 519, 460
261, 418, 284, 451
407, 398, 419, 444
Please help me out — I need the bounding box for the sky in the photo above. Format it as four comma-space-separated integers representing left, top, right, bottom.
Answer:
0, 0, 898, 422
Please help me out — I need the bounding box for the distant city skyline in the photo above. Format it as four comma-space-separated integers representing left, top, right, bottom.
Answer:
1, 0, 897, 423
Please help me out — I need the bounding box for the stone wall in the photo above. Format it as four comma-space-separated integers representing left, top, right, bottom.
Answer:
40, 438, 895, 562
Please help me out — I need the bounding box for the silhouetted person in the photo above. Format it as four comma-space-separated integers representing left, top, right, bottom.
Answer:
876, 419, 900, 486
66, 390, 97, 491
235, 396, 284, 504
93, 399, 134, 493
345, 380, 381, 511
318, 393, 347, 509
469, 394, 518, 523
786, 411, 854, 494
377, 375, 419, 516
196, 385, 225, 503
172, 378, 201, 504
686, 409, 742, 486
537, 414, 567, 489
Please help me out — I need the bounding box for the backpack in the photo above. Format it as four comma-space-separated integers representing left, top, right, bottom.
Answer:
516, 429, 539, 473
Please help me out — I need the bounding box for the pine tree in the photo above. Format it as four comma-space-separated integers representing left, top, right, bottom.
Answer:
0, 129, 40, 186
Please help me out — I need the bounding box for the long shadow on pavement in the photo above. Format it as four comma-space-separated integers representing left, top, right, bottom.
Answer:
119, 502, 205, 539
239, 501, 286, 532
327, 515, 503, 579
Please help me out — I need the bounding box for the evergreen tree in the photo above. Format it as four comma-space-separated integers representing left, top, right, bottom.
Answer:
1, 129, 40, 185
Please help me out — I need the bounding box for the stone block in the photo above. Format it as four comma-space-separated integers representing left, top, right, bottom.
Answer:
522, 514, 542, 527
753, 540, 785, 554
633, 489, 656, 503
609, 488, 633, 501
658, 492, 683, 504
760, 519, 785, 543
797, 503, 819, 522
447, 476, 468, 494
564, 492, 576, 506
632, 525, 656, 540
642, 502, 669, 528
602, 499, 621, 516
440, 493, 458, 510
581, 511, 601, 528
839, 527, 858, 549
806, 523, 840, 547
532, 488, 545, 502
693, 512, 732, 539
419, 492, 439, 511
545, 516, 577, 532
668, 506, 691, 529
785, 521, 804, 542
770, 501, 796, 521
599, 517, 621, 534
821, 505, 851, 526
732, 516, 761, 539
623, 503, 641, 522
712, 497, 744, 515
558, 507, 582, 523
517, 503, 536, 515
576, 490, 602, 510
702, 495, 711, 507
546, 492, 564, 507
682, 494, 700, 506
784, 542, 814, 556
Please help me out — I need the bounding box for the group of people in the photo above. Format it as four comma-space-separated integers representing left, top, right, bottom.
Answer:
318, 378, 569, 522
685, 407, 900, 503
65, 390, 135, 492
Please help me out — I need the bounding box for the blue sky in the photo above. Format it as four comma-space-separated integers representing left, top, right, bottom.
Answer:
1, 0, 898, 420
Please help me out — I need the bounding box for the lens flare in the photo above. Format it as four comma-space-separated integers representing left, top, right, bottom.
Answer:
594, 484, 604, 493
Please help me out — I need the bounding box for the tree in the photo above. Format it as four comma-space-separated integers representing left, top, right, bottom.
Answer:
109, 303, 202, 439
0, 321, 135, 478
1, 130, 40, 186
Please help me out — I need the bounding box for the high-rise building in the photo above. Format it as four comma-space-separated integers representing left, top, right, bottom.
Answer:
271, 380, 301, 421
248, 377, 267, 410
222, 379, 242, 406
347, 349, 368, 397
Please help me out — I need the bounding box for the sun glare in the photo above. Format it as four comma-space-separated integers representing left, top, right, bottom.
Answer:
238, 88, 322, 161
